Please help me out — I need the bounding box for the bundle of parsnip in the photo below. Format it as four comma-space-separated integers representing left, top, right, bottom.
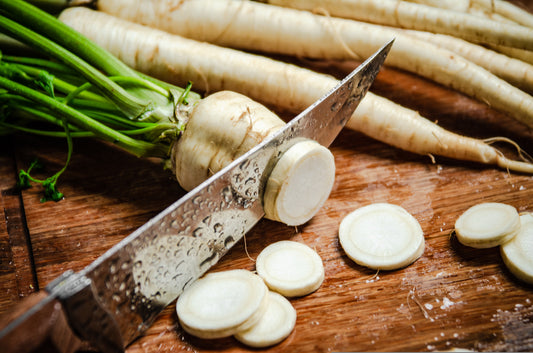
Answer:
0, 0, 337, 226
58, 0, 533, 174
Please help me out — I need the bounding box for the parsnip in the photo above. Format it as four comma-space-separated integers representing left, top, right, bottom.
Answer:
471, 0, 533, 28
263, 140, 335, 226
95, 0, 533, 129
256, 240, 324, 297
176, 269, 269, 339
264, 0, 533, 50
486, 44, 533, 66
58, 7, 533, 174
171, 90, 285, 192
270, 0, 533, 92
339, 203, 425, 270
234, 291, 296, 347
173, 91, 336, 226
399, 29, 533, 93
177, 269, 297, 346
500, 213, 533, 284
418, 0, 533, 28
402, 0, 470, 12
454, 203, 520, 248
173, 91, 336, 225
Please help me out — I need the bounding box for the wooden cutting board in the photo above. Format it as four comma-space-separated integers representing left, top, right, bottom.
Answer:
1, 2, 533, 352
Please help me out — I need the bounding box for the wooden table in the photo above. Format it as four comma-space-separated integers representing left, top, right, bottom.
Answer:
1, 2, 533, 352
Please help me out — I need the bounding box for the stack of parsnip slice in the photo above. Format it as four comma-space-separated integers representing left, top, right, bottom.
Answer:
176, 240, 324, 347
454, 202, 533, 284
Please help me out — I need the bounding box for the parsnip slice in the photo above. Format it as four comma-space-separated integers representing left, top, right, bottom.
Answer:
339, 203, 425, 270
500, 213, 533, 284
176, 269, 268, 339
263, 140, 335, 226
234, 291, 296, 347
256, 240, 324, 297
455, 202, 520, 248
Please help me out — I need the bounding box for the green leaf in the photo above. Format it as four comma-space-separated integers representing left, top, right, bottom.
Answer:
41, 176, 63, 202
17, 169, 32, 189
16, 158, 42, 189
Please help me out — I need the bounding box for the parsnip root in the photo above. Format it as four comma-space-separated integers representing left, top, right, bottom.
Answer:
59, 7, 533, 175
339, 203, 425, 270
256, 240, 325, 297
263, 140, 335, 226
95, 0, 533, 130
266, 0, 533, 50
500, 213, 533, 285
171, 91, 335, 226
454, 202, 520, 248
171, 90, 285, 192
399, 29, 533, 93
234, 291, 296, 347
419, 0, 533, 29
176, 269, 268, 339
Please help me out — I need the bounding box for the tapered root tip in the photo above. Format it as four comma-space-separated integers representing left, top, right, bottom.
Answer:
497, 155, 533, 174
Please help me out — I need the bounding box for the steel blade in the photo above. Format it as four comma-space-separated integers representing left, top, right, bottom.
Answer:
45, 39, 393, 352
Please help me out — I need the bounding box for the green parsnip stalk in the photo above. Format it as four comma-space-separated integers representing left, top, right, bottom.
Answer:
0, 12, 157, 120
0, 0, 201, 201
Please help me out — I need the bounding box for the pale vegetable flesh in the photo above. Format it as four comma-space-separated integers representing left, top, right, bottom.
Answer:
95, 0, 533, 130
339, 203, 425, 270
500, 213, 533, 284
263, 140, 335, 226
454, 202, 520, 248
171, 90, 285, 191
176, 269, 268, 339
234, 291, 297, 347
256, 240, 325, 297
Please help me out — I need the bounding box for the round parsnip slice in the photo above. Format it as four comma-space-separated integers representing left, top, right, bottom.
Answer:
500, 213, 533, 284
455, 202, 520, 248
339, 203, 425, 270
235, 291, 296, 347
256, 240, 324, 297
263, 140, 335, 226
176, 269, 268, 339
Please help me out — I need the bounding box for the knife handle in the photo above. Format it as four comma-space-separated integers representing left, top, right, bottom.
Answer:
0, 291, 85, 353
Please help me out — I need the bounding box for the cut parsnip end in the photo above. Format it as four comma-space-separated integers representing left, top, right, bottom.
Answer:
263, 140, 335, 226
500, 213, 533, 284
172, 91, 285, 192
234, 291, 296, 348
339, 203, 425, 270
455, 202, 520, 248
176, 269, 268, 339
256, 240, 324, 297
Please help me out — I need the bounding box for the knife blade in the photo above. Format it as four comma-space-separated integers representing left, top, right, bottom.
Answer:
0, 39, 393, 353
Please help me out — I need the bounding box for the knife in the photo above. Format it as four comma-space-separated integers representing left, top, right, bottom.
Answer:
0, 39, 393, 353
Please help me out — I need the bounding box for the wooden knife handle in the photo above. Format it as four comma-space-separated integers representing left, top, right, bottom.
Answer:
0, 291, 85, 353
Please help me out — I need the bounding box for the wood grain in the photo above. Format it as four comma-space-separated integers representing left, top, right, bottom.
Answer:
0, 136, 37, 312
1, 1, 533, 352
